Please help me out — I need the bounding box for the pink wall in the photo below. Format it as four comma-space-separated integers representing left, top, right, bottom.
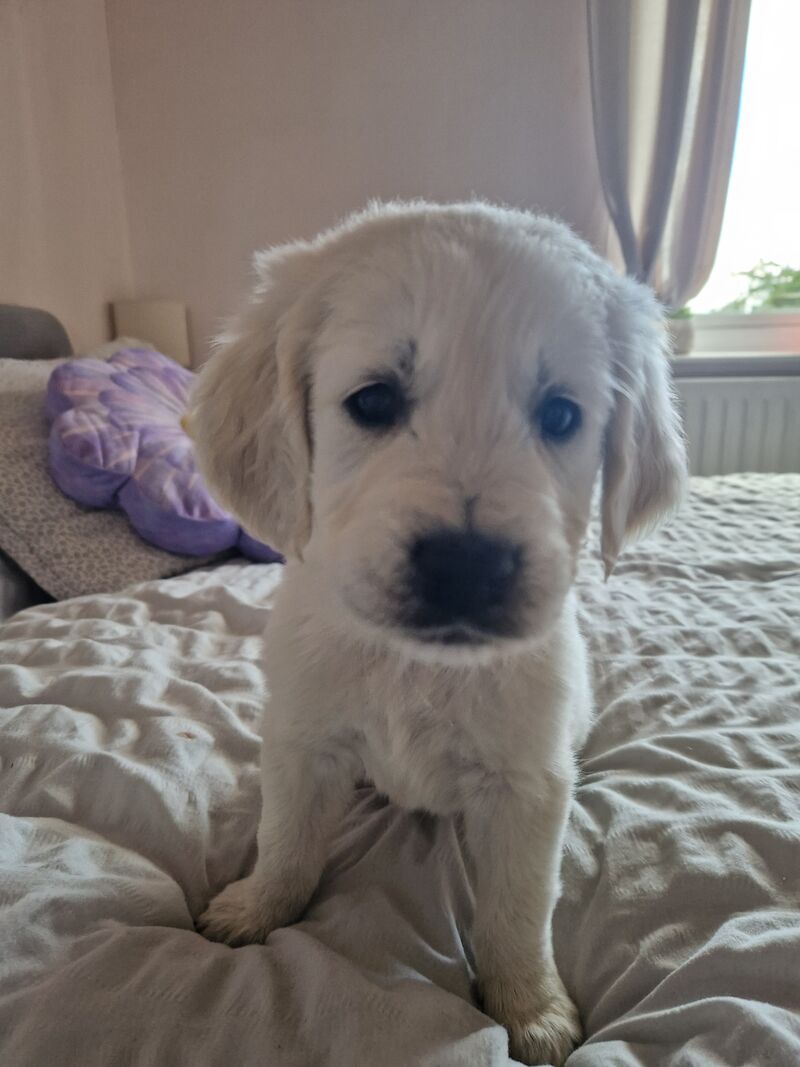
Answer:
0, 0, 132, 352
105, 0, 607, 362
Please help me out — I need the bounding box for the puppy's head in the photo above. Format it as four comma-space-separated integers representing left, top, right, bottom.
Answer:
192, 203, 686, 662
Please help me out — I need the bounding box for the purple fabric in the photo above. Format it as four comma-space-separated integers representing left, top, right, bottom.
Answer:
45, 347, 282, 563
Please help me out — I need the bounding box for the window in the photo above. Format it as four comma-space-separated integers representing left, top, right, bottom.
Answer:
689, 0, 800, 355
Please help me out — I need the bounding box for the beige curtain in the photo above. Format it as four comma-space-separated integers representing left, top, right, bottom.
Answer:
0, 0, 132, 351
587, 0, 751, 309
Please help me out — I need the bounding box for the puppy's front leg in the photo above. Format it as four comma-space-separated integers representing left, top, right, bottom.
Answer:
199, 740, 354, 946
466, 774, 581, 1066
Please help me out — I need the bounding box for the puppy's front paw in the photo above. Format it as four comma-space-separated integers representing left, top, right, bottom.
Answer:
504, 999, 581, 1067
197, 876, 283, 947
481, 974, 581, 1066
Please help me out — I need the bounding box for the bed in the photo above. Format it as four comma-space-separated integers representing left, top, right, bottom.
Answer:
1, 307, 798, 1065
1, 465, 798, 1066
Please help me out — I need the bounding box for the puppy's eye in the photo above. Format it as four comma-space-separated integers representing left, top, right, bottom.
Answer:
344, 381, 404, 430
538, 396, 582, 441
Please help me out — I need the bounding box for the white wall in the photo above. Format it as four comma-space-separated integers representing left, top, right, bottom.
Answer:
106, 0, 608, 362
0, 0, 132, 351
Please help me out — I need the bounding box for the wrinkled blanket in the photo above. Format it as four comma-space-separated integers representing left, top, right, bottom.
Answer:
1, 474, 798, 1066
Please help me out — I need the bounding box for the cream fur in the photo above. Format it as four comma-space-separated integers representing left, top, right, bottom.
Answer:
192, 201, 686, 1065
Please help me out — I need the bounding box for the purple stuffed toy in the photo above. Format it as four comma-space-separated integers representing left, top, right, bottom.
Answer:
46, 346, 281, 563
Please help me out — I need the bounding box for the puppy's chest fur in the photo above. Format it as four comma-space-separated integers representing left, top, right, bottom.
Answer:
359, 678, 505, 814
266, 583, 589, 819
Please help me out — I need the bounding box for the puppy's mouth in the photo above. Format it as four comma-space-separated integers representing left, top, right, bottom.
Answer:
404, 622, 495, 646
392, 613, 539, 664
400, 595, 526, 647
342, 587, 522, 651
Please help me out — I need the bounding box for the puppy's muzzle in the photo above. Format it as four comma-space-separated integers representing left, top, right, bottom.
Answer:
406, 528, 522, 642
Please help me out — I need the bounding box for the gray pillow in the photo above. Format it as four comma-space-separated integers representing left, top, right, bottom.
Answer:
0, 304, 73, 362
0, 358, 224, 600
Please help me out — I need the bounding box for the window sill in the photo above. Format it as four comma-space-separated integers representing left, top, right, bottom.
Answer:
671, 351, 800, 378
690, 311, 800, 355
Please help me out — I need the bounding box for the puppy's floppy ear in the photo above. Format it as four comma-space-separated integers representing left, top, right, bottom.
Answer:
190, 242, 323, 559
601, 275, 687, 576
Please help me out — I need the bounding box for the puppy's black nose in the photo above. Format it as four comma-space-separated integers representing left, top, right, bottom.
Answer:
409, 528, 521, 628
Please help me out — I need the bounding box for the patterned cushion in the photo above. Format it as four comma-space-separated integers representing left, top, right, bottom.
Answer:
0, 358, 227, 600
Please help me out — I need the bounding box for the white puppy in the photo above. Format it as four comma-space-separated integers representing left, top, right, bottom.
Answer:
192, 201, 686, 1065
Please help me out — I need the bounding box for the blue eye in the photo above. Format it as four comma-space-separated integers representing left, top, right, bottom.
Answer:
344, 381, 405, 430
538, 396, 582, 441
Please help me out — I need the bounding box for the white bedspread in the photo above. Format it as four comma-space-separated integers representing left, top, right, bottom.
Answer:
1, 474, 798, 1066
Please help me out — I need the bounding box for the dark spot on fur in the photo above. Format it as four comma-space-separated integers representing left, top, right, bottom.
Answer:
396, 338, 417, 379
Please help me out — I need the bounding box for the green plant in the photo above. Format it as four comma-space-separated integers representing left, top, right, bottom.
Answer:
669, 305, 693, 319
718, 261, 800, 313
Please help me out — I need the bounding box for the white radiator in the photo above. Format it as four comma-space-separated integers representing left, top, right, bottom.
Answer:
674, 377, 800, 475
